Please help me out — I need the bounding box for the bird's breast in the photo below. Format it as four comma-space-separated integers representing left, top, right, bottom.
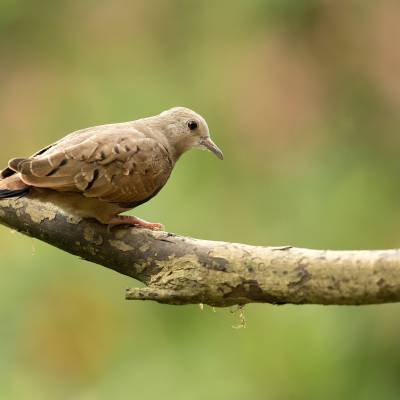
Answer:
124, 165, 171, 202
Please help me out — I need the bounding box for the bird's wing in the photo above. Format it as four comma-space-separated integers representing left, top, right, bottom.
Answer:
1, 143, 58, 179
0, 122, 135, 178
8, 129, 173, 204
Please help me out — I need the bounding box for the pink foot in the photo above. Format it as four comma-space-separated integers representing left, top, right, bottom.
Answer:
108, 215, 164, 230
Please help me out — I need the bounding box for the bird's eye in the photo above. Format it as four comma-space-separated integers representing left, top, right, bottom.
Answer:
187, 120, 198, 131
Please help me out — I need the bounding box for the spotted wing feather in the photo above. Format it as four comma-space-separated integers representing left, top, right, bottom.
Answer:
8, 130, 173, 204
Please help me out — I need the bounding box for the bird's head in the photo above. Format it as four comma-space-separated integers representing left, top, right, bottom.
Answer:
156, 107, 223, 161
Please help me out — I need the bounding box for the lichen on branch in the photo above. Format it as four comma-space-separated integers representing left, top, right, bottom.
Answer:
1, 195, 400, 307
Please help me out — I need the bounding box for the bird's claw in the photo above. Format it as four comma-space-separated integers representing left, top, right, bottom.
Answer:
107, 216, 164, 231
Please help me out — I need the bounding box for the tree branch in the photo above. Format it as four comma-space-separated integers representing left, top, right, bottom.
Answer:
0, 194, 399, 307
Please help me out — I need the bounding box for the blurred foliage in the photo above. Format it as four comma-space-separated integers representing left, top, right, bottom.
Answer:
1, 0, 400, 399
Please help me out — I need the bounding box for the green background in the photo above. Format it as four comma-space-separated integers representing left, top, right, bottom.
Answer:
1, 1, 400, 399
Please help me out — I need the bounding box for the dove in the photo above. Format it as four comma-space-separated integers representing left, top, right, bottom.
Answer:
0, 107, 223, 229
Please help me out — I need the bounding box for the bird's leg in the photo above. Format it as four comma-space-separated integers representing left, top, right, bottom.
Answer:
108, 215, 164, 230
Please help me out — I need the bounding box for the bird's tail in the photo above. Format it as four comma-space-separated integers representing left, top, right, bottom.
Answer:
0, 174, 30, 199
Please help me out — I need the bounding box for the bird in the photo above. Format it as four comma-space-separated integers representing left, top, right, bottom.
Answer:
0, 107, 223, 229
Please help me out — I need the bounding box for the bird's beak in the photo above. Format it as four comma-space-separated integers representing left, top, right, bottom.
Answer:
199, 137, 224, 160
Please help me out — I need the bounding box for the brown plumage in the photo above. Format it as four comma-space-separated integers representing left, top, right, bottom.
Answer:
0, 107, 223, 229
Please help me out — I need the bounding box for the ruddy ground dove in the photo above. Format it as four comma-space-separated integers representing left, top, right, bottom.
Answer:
0, 107, 223, 229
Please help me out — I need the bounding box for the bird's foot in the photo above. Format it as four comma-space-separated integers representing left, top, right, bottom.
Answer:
108, 215, 164, 231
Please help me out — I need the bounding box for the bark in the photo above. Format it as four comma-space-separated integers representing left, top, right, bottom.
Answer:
0, 195, 399, 307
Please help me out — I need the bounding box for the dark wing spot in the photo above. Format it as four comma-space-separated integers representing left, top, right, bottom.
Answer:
85, 169, 99, 191
46, 159, 68, 176
46, 169, 56, 177
1, 167, 15, 178
114, 145, 120, 154
33, 144, 53, 157
100, 151, 106, 160
124, 145, 131, 152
